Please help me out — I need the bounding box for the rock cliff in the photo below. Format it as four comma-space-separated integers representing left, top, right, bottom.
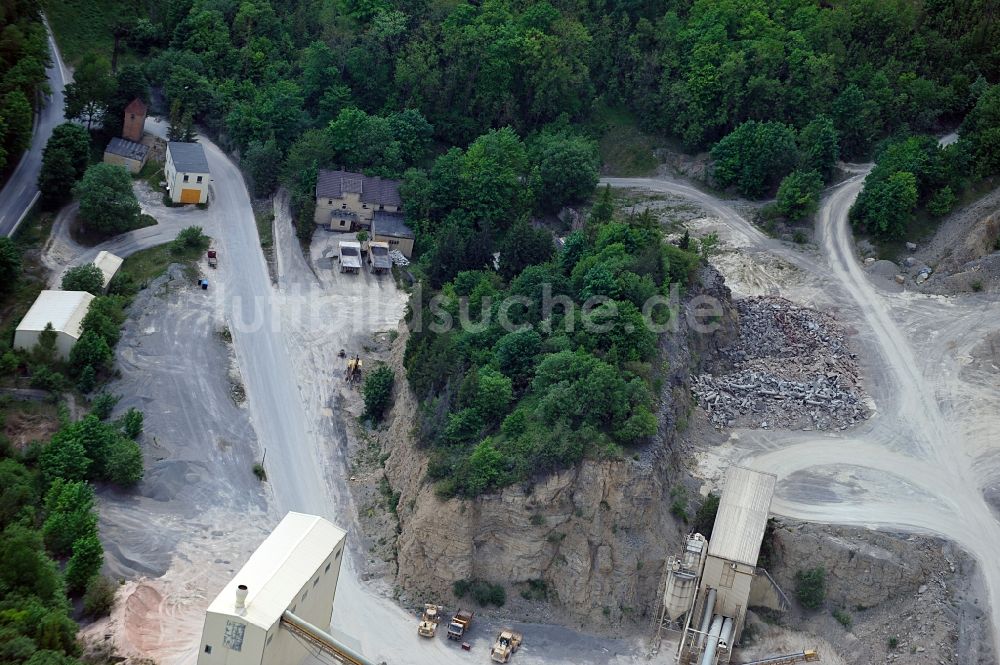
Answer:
378, 266, 739, 629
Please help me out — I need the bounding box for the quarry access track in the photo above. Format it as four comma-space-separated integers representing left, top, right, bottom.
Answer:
603, 173, 1000, 656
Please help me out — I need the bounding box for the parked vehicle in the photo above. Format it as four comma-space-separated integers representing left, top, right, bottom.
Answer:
417, 604, 441, 638
446, 609, 473, 641
490, 629, 522, 662
207, 249, 217, 268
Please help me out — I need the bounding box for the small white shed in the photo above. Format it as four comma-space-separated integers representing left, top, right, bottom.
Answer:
14, 290, 95, 360
93, 251, 123, 291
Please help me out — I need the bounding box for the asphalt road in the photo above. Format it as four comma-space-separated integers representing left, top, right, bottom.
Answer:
0, 18, 68, 237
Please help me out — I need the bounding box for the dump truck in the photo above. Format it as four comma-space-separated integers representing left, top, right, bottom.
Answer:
339, 241, 362, 273
446, 609, 473, 641
368, 241, 391, 273
417, 604, 441, 638
490, 629, 522, 663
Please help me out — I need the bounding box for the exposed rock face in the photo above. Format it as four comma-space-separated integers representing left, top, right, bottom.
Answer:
380, 266, 738, 629
769, 522, 932, 609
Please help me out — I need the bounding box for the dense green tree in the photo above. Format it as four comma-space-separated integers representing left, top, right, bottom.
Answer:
493, 329, 542, 388
109, 65, 149, 120
74, 163, 141, 236
2, 90, 33, 157
64, 54, 115, 129
120, 408, 143, 439
243, 139, 282, 197
0, 237, 21, 293
776, 170, 824, 221
852, 171, 918, 240
711, 121, 798, 198
529, 130, 599, 212
797, 116, 839, 178
102, 436, 143, 487
39, 430, 91, 483
0, 525, 62, 604
60, 264, 104, 295
65, 533, 103, 594
42, 480, 97, 557
362, 364, 395, 421
0, 459, 35, 529
38, 124, 91, 209
69, 332, 112, 374
498, 218, 554, 281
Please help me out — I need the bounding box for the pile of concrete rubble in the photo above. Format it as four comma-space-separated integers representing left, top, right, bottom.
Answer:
693, 297, 870, 430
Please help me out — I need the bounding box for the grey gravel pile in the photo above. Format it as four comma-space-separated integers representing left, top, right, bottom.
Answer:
693, 297, 869, 430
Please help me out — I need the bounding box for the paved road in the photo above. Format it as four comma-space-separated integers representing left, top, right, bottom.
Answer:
0, 18, 68, 237
605, 173, 1000, 658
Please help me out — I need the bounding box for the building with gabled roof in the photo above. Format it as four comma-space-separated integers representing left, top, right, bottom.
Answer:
166, 141, 211, 204
103, 137, 150, 174
197, 512, 347, 665
93, 251, 123, 291
313, 169, 402, 231
14, 290, 95, 360
370, 210, 414, 258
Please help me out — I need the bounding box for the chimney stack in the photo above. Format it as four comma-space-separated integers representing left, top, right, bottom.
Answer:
235, 584, 248, 611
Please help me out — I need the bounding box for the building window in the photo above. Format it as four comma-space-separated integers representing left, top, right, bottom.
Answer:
266, 635, 273, 647
389, 240, 398, 245
328, 199, 332, 205
291, 605, 296, 613
197, 175, 203, 183
378, 204, 384, 210
301, 590, 308, 602
362, 204, 368, 209
720, 564, 736, 589
183, 174, 189, 183
313, 578, 319, 587
325, 562, 331, 573
204, 645, 212, 654
341, 203, 346, 209
335, 548, 342, 559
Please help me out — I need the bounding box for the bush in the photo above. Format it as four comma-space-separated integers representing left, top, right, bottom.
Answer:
82, 575, 117, 618
453, 579, 506, 607
119, 408, 143, 439
61, 264, 105, 295
90, 393, 119, 420
170, 226, 209, 255
362, 365, 394, 421
0, 237, 22, 294
103, 436, 143, 487
65, 533, 104, 594
252, 462, 266, 481
76, 365, 96, 393
31, 366, 67, 392
927, 186, 956, 217
832, 608, 852, 629
795, 567, 826, 610
692, 493, 719, 539
775, 169, 823, 221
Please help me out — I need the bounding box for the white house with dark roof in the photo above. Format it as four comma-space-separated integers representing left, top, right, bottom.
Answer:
165, 141, 211, 204
313, 169, 402, 231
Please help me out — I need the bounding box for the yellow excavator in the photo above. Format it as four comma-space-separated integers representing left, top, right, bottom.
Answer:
490, 629, 523, 663
417, 604, 441, 638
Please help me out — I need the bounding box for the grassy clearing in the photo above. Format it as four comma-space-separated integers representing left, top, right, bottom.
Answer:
255, 211, 274, 250
119, 242, 204, 286
591, 105, 659, 177
0, 210, 56, 351
43, 0, 137, 66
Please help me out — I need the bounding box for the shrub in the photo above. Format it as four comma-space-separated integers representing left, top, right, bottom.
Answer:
927, 186, 956, 217
103, 436, 144, 487
65, 533, 104, 594
61, 264, 105, 295
252, 462, 266, 481
776, 169, 823, 221
82, 575, 117, 618
76, 365, 96, 393
888, 636, 899, 649
31, 366, 67, 392
832, 608, 852, 629
795, 567, 826, 610
453, 579, 506, 607
692, 493, 720, 539
120, 408, 143, 439
362, 365, 394, 421
0, 237, 22, 294
90, 393, 119, 420
171, 226, 209, 254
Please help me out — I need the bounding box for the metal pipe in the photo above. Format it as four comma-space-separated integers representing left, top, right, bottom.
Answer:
718, 617, 733, 650
280, 611, 376, 665
699, 615, 724, 665
697, 588, 717, 647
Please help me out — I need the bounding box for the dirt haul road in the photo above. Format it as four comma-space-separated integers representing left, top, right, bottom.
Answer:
604, 174, 1000, 655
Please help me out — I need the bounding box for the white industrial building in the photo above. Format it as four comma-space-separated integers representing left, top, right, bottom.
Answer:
197, 512, 374, 665
655, 467, 788, 665
14, 290, 95, 360
93, 251, 123, 291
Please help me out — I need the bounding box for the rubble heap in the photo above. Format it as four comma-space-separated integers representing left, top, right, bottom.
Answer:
692, 297, 869, 430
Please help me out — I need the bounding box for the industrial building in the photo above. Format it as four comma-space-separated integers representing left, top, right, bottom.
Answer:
165, 142, 211, 204
14, 290, 95, 360
197, 512, 374, 665
370, 211, 414, 258
313, 169, 402, 231
93, 251, 123, 291
652, 467, 793, 665
103, 137, 150, 174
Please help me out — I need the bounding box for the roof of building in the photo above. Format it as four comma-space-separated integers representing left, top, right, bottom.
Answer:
105, 137, 149, 161
339, 241, 362, 268
707, 466, 776, 567
167, 141, 210, 173
372, 211, 414, 239
206, 512, 347, 630
125, 98, 147, 115
315, 169, 402, 207
16, 290, 95, 338
93, 251, 123, 289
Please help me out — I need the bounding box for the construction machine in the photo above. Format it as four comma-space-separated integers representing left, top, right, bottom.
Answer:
737, 649, 820, 665
345, 355, 362, 383
489, 629, 523, 662
446, 609, 473, 641
417, 604, 441, 638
